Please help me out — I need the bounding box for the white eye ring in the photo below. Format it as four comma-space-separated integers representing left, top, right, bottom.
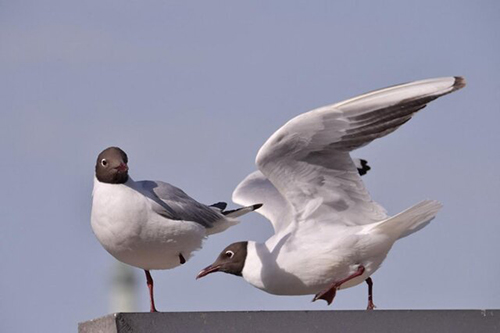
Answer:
101, 159, 108, 167
225, 250, 234, 258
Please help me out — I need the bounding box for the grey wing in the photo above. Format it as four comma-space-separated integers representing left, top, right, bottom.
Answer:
139, 180, 223, 228
256, 77, 465, 226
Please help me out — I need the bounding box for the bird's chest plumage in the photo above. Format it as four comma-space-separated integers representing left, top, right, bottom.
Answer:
243, 226, 390, 295
91, 180, 206, 270
91, 183, 148, 252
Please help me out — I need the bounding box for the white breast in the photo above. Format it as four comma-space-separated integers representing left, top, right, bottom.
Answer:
91, 178, 206, 270
242, 225, 393, 296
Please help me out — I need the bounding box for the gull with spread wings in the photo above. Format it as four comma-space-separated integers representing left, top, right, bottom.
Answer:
197, 77, 465, 308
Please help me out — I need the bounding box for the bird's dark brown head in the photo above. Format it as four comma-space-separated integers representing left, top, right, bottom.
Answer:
95, 147, 129, 184
196, 242, 248, 279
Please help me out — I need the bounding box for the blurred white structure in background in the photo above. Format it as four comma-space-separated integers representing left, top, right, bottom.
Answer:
110, 261, 138, 312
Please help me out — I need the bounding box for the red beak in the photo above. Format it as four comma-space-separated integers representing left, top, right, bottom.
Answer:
115, 163, 128, 173
196, 265, 221, 279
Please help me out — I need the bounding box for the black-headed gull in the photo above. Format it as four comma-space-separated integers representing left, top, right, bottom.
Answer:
197, 77, 465, 309
91, 147, 261, 312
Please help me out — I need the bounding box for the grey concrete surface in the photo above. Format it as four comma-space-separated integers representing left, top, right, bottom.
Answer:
79, 310, 500, 333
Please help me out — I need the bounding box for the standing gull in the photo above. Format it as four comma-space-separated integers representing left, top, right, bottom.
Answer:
91, 147, 261, 312
197, 77, 465, 308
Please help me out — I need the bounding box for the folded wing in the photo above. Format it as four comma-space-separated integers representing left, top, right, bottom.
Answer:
139, 180, 225, 229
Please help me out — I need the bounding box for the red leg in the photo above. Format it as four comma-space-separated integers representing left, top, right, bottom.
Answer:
144, 270, 158, 312
366, 277, 376, 310
313, 265, 366, 305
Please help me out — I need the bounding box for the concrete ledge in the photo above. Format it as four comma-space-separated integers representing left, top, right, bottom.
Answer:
79, 310, 500, 333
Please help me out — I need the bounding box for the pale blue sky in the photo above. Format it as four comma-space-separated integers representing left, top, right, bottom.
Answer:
1, 1, 499, 332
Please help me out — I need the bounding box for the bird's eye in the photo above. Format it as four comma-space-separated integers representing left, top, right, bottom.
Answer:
101, 159, 108, 167
225, 250, 234, 258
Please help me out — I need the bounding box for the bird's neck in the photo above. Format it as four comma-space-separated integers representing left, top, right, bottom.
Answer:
241, 241, 268, 291
93, 176, 136, 194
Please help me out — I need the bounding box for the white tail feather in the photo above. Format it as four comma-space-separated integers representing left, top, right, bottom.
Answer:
373, 200, 443, 240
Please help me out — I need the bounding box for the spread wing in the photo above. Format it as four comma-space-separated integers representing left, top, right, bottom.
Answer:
232, 170, 293, 233
232, 160, 372, 233
252, 76, 465, 228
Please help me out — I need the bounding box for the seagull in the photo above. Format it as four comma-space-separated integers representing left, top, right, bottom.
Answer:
197, 77, 466, 309
91, 147, 261, 312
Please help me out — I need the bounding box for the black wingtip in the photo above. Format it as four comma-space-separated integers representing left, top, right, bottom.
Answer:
453, 76, 466, 91
210, 202, 227, 211
357, 159, 371, 176
253, 203, 263, 210
221, 203, 263, 217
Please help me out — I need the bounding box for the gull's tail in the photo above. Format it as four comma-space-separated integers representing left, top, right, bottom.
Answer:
373, 200, 443, 240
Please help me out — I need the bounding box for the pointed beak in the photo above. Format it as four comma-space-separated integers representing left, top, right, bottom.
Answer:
196, 264, 221, 279
115, 163, 128, 173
